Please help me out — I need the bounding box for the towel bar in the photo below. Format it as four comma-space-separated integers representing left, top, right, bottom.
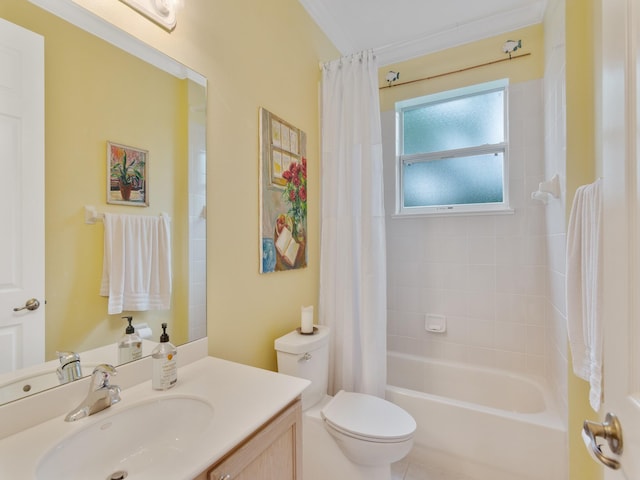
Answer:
84, 205, 169, 224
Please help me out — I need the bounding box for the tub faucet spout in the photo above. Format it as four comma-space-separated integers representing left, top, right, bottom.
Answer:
64, 364, 121, 422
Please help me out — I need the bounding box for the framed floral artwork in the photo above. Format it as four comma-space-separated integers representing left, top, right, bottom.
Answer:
259, 108, 307, 273
107, 141, 148, 206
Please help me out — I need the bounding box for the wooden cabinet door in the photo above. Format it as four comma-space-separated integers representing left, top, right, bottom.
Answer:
203, 399, 302, 480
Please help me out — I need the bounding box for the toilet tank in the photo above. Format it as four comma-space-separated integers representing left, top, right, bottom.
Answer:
274, 325, 329, 409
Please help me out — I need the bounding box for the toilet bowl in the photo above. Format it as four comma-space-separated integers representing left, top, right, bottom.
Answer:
321, 390, 415, 466
274, 325, 416, 471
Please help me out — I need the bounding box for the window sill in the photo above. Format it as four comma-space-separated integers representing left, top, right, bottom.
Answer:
392, 207, 515, 219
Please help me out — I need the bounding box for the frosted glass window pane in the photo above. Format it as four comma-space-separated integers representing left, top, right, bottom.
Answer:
403, 90, 504, 155
403, 153, 504, 207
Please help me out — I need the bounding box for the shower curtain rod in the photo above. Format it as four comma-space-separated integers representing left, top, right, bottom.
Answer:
379, 52, 531, 90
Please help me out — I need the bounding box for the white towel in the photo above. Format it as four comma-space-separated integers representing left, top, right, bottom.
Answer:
566, 178, 603, 411
100, 213, 172, 314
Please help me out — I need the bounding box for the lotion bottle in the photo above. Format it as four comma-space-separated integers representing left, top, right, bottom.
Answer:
117, 316, 142, 364
152, 323, 177, 390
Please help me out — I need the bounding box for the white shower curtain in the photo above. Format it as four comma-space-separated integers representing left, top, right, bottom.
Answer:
319, 50, 387, 398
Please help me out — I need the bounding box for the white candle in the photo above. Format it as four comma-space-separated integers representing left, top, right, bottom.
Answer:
301, 305, 314, 333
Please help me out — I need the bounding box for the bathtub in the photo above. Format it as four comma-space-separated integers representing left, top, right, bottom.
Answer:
386, 352, 567, 480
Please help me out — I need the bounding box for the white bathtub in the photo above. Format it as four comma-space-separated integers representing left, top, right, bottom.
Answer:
386, 352, 567, 480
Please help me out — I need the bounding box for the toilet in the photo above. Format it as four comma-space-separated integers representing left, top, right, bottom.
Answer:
274, 325, 415, 479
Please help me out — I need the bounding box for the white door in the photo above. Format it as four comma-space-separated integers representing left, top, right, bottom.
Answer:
0, 18, 45, 374
600, 0, 640, 478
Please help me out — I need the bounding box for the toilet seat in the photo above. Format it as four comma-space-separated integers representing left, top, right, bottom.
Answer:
321, 390, 416, 443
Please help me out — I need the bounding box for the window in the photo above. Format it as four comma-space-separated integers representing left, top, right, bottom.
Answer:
395, 79, 511, 216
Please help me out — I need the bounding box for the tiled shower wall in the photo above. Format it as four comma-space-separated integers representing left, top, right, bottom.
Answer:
188, 121, 207, 342
384, 79, 550, 379
543, 0, 569, 414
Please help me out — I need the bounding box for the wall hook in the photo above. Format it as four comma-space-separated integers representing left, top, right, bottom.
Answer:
531, 174, 560, 204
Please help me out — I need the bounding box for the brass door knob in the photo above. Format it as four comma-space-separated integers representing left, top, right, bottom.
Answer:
583, 412, 623, 469
13, 298, 40, 312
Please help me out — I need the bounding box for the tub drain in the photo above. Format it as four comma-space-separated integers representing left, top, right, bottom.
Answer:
107, 471, 127, 480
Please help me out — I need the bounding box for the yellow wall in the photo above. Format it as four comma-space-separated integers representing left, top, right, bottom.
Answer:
379, 24, 544, 112
0, 0, 192, 358
0, 1, 610, 477
61, 0, 339, 370
566, 0, 602, 479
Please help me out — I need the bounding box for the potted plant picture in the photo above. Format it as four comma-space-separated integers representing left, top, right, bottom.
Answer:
107, 141, 148, 206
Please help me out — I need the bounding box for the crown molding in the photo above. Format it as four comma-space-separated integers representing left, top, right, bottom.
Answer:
374, 2, 546, 66
300, 0, 546, 66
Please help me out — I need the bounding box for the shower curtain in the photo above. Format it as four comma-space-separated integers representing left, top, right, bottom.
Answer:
319, 50, 387, 398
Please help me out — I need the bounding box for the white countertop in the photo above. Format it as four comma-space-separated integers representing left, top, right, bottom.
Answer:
0, 355, 309, 479
0, 340, 159, 403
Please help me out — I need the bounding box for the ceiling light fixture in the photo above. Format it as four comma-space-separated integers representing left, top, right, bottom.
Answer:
119, 0, 182, 31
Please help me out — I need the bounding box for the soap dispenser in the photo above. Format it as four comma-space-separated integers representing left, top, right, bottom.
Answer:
152, 322, 177, 390
117, 316, 143, 364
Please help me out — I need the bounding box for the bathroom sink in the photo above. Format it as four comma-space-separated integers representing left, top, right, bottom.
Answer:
35, 395, 214, 480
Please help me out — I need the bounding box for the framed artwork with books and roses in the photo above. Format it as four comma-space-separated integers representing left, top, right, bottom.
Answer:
259, 108, 307, 273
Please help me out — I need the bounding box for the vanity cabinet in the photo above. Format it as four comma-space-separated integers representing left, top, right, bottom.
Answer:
194, 398, 302, 480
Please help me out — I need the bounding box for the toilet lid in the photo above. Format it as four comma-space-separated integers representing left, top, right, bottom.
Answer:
321, 390, 416, 442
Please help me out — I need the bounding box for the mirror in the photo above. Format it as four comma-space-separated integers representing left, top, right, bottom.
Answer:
0, 0, 206, 404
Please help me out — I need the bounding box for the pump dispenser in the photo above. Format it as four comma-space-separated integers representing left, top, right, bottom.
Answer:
117, 316, 142, 364
152, 323, 177, 390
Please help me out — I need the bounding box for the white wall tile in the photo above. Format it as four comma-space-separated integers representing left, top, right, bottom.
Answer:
548, 233, 567, 274
467, 215, 496, 236
441, 290, 469, 317
396, 285, 422, 313
383, 79, 563, 381
494, 322, 526, 352
440, 263, 468, 290
465, 346, 496, 368
495, 236, 519, 265
524, 354, 546, 377
468, 236, 496, 265
495, 212, 526, 236
439, 235, 468, 264
422, 235, 442, 262
509, 146, 526, 181
494, 350, 526, 373
467, 265, 496, 292
549, 269, 567, 315
440, 342, 469, 363
467, 291, 496, 321
467, 319, 494, 348
543, 0, 568, 417
525, 325, 546, 355
509, 176, 527, 210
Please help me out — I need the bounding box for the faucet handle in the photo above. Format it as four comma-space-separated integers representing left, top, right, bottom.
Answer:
56, 351, 83, 384
57, 351, 80, 364
90, 364, 117, 390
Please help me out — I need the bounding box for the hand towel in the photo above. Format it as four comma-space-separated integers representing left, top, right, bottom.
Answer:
566, 178, 603, 411
100, 213, 172, 314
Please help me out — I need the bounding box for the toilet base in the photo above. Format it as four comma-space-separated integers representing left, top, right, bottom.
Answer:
302, 402, 391, 480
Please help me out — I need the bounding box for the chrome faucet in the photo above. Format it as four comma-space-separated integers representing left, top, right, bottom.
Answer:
64, 364, 121, 422
56, 351, 83, 384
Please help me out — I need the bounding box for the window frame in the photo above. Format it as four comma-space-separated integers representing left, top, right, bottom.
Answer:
395, 79, 513, 217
